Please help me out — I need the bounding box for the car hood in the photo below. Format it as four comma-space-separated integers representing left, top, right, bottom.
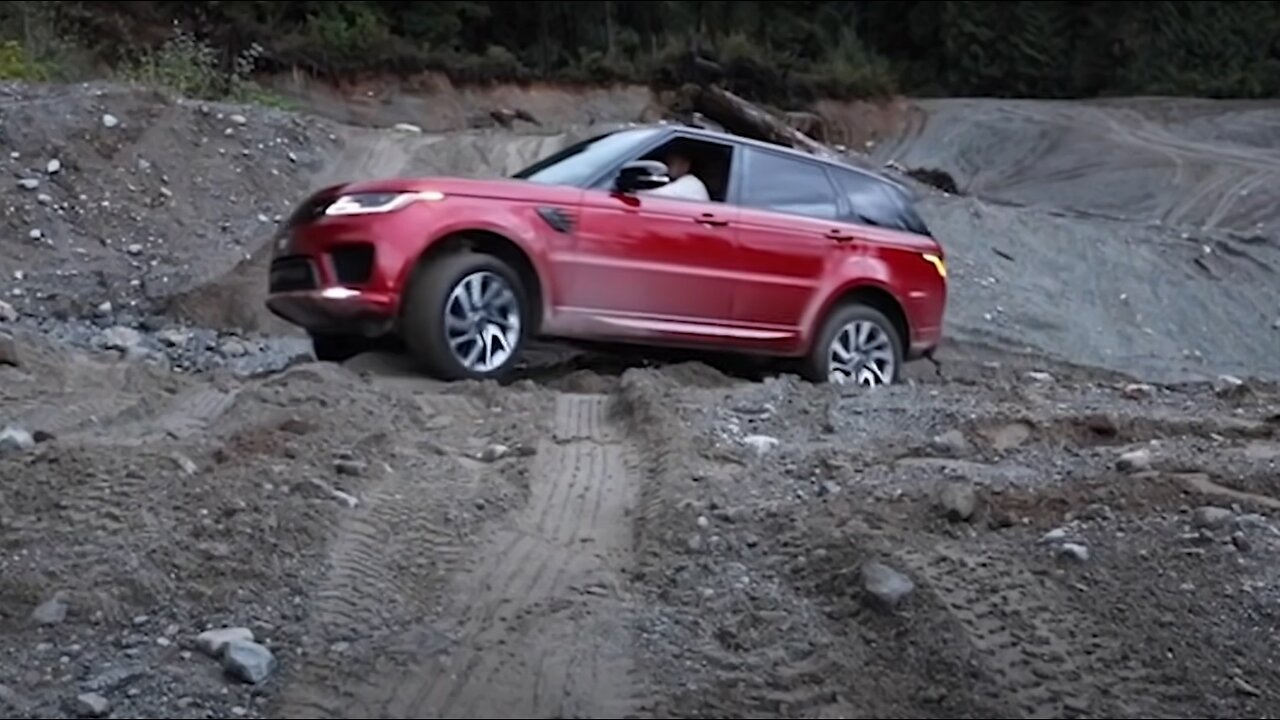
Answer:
312, 176, 583, 205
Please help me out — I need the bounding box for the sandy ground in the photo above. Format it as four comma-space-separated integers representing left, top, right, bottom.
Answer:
2, 80, 1280, 720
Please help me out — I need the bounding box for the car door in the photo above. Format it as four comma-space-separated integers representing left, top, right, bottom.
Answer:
729, 147, 846, 344
560, 139, 740, 335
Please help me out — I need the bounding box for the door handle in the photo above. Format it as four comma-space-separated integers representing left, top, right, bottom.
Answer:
695, 213, 729, 227
825, 230, 855, 242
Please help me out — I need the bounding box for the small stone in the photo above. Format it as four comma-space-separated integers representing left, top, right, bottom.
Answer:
229, 113, 248, 125
222, 639, 277, 684
1122, 383, 1155, 399
696, 515, 710, 529
0, 300, 15, 323
102, 113, 119, 128
28, 228, 43, 240
1058, 542, 1090, 561
1039, 527, 1070, 544
1191, 506, 1233, 529
37, 193, 52, 204
74, 692, 109, 718
31, 592, 67, 625
1116, 448, 1152, 473
393, 122, 423, 133
741, 434, 779, 456
156, 329, 191, 347
220, 338, 248, 356
1214, 374, 1246, 397
0, 332, 18, 366
195, 627, 254, 658
478, 443, 509, 462
1233, 677, 1263, 697
861, 561, 915, 610
929, 429, 972, 456
100, 326, 143, 351
171, 453, 198, 475
46, 159, 61, 174
125, 243, 144, 255
334, 458, 366, 477
1026, 370, 1055, 383
17, 178, 39, 190
937, 483, 977, 522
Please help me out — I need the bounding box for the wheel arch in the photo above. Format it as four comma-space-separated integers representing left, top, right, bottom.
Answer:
814, 283, 910, 354
403, 229, 546, 331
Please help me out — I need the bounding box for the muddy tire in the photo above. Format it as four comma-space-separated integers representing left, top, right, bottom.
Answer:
799, 303, 903, 386
310, 332, 370, 363
400, 252, 530, 381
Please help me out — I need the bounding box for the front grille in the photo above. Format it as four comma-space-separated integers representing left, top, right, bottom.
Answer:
269, 256, 318, 293
329, 243, 375, 285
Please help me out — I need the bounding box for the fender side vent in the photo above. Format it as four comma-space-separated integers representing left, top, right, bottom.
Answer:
536, 206, 576, 234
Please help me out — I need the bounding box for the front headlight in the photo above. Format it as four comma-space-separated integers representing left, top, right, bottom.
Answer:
324, 190, 445, 216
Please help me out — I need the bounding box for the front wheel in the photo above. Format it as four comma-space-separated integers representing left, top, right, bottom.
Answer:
400, 252, 529, 381
799, 303, 903, 386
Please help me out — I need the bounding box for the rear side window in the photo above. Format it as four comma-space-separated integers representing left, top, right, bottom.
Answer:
835, 170, 932, 236
738, 148, 840, 220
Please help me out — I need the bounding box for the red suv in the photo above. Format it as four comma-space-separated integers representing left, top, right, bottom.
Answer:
266, 125, 947, 386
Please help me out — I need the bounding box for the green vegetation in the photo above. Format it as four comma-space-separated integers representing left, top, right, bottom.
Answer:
2, 1, 1279, 104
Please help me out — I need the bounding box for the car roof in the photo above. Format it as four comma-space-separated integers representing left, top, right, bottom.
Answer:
635, 122, 913, 197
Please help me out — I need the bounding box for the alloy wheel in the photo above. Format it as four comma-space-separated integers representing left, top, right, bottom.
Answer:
443, 270, 522, 373
827, 319, 896, 386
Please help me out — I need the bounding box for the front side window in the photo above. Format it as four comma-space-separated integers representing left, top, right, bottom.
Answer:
738, 148, 840, 220
512, 127, 663, 188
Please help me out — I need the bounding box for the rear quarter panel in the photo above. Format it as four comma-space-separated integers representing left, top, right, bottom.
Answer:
805, 227, 947, 355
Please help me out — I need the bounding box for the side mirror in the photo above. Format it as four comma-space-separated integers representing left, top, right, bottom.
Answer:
615, 160, 670, 194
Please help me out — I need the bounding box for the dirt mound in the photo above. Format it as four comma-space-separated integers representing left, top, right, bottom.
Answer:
0, 81, 327, 323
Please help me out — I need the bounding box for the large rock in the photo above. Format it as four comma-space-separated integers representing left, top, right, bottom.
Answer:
222, 639, 277, 684
195, 627, 254, 658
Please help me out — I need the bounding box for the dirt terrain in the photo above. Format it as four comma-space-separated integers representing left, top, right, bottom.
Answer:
2, 77, 1279, 720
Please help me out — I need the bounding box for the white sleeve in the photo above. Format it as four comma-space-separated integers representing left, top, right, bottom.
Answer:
643, 175, 711, 202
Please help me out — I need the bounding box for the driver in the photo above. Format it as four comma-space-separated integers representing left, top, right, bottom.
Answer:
641, 150, 710, 202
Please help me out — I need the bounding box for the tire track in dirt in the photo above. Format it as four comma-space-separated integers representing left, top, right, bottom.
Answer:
895, 541, 1161, 718
279, 392, 644, 719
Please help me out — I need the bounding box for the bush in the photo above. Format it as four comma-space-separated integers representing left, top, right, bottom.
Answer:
115, 26, 284, 106
0, 39, 50, 81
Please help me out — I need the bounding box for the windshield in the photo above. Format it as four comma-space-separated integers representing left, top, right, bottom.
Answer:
511, 127, 662, 187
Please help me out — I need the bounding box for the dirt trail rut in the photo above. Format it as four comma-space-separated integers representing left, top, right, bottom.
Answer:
278, 391, 644, 719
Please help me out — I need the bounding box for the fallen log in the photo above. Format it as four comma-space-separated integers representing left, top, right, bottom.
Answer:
679, 84, 838, 160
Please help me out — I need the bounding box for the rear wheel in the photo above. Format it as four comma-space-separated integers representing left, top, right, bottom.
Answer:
800, 303, 903, 386
400, 252, 529, 381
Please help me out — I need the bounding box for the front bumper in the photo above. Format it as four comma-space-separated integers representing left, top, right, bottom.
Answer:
266, 287, 398, 337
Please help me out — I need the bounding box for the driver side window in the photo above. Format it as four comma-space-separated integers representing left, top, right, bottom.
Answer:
600, 136, 736, 204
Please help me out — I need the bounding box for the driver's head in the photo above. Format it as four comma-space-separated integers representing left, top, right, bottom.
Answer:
663, 151, 692, 178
